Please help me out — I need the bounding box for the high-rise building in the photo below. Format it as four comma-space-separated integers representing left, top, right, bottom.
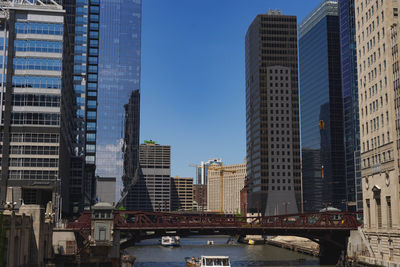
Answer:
63, 0, 100, 215
96, 0, 142, 197
354, 0, 400, 262
299, 0, 346, 212
193, 184, 207, 211
127, 142, 171, 211
0, 1, 75, 216
171, 176, 193, 211
122, 90, 140, 209
245, 10, 301, 215
207, 161, 246, 214
338, 0, 362, 211
196, 158, 222, 185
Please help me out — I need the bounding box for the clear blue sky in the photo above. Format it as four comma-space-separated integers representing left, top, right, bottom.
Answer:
140, 0, 322, 180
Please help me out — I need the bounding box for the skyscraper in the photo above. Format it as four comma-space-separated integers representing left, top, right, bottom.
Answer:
207, 161, 246, 214
63, 0, 100, 214
96, 0, 142, 197
0, 0, 75, 216
196, 158, 222, 185
299, 0, 346, 211
355, 0, 400, 262
127, 142, 171, 211
245, 10, 301, 215
338, 0, 362, 211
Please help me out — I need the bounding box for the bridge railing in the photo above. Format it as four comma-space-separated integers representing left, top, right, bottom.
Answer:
112, 211, 362, 230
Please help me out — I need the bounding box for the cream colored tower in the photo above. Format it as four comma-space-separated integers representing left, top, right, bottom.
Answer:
355, 0, 400, 262
207, 161, 246, 214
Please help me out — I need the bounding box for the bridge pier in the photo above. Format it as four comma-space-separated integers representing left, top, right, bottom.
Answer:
319, 232, 348, 265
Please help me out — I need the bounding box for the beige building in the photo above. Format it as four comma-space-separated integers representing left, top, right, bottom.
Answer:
171, 177, 193, 211
355, 0, 400, 263
207, 162, 246, 214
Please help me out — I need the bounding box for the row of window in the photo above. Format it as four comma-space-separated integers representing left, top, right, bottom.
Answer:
11, 112, 60, 126
363, 149, 392, 169
362, 132, 390, 152
14, 39, 62, 53
10, 145, 59, 155
12, 94, 60, 107
14, 58, 62, 71
9, 170, 58, 180
15, 22, 63, 35
9, 158, 58, 168
10, 133, 59, 143
12, 76, 61, 89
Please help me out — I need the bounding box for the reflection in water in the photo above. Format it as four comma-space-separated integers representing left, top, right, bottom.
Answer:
127, 236, 332, 267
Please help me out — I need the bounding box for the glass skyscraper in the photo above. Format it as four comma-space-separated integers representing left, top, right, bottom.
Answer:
96, 0, 142, 197
338, 0, 362, 212
299, 0, 346, 212
63, 0, 100, 214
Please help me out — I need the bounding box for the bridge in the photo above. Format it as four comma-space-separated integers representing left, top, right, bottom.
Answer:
65, 206, 362, 265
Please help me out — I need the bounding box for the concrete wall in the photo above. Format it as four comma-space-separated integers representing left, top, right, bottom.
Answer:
96, 177, 116, 205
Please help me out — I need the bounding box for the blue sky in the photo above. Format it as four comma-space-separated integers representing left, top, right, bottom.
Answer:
140, 0, 322, 180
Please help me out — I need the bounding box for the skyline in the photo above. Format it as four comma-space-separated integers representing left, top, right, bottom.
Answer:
140, 0, 324, 179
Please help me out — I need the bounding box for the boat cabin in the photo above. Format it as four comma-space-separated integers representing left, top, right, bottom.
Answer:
201, 256, 230, 267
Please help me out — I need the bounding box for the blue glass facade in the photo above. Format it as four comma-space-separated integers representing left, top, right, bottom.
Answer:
96, 0, 142, 197
299, 1, 346, 211
338, 0, 362, 211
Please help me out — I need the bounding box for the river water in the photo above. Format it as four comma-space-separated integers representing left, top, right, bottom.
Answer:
127, 236, 333, 267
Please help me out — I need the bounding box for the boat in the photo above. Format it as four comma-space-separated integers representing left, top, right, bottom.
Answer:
185, 256, 231, 267
161, 236, 180, 247
207, 240, 214, 245
248, 239, 255, 245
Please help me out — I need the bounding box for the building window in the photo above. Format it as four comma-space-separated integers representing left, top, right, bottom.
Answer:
386, 196, 392, 228
376, 198, 382, 228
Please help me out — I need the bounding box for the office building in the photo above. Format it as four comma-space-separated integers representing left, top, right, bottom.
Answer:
122, 90, 140, 208
339, 0, 362, 212
207, 161, 246, 214
196, 158, 222, 185
171, 176, 193, 211
193, 184, 207, 211
355, 0, 400, 262
0, 1, 75, 216
96, 0, 142, 197
96, 177, 116, 205
128, 142, 171, 211
299, 0, 346, 211
63, 0, 100, 215
245, 10, 301, 215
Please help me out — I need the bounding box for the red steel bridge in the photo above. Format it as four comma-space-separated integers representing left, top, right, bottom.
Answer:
67, 210, 362, 264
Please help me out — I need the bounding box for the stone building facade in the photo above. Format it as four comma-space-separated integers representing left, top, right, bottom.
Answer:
355, 0, 400, 263
207, 161, 246, 214
171, 176, 193, 211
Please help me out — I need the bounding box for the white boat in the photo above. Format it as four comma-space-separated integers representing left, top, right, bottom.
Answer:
186, 256, 231, 267
161, 236, 180, 247
207, 240, 214, 245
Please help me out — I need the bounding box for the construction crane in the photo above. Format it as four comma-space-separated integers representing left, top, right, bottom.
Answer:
189, 163, 236, 213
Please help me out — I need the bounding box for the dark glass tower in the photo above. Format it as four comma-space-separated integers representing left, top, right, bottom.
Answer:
63, 0, 100, 214
299, 0, 346, 211
96, 0, 142, 198
245, 10, 301, 215
338, 0, 362, 211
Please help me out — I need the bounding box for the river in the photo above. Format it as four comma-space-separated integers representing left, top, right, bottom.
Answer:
126, 236, 333, 267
